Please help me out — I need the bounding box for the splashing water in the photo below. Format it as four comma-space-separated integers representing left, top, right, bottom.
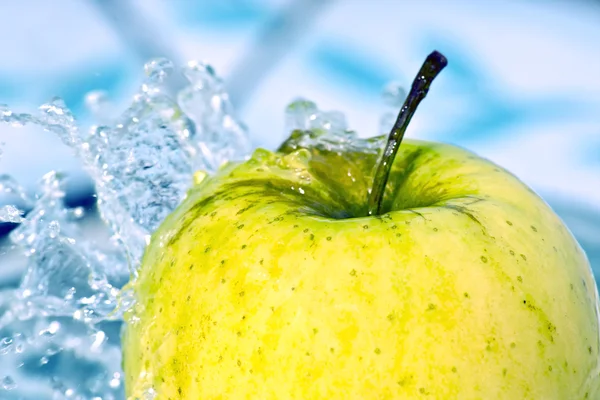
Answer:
0, 57, 255, 399
0, 57, 376, 399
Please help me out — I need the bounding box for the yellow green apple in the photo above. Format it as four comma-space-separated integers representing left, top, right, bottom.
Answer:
122, 52, 600, 399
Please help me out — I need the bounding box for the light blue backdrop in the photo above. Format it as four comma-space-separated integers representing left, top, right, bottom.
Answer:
0, 0, 599, 277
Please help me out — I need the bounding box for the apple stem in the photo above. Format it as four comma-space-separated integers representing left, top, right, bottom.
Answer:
367, 51, 448, 216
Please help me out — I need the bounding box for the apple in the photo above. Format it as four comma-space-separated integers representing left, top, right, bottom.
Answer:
122, 52, 600, 399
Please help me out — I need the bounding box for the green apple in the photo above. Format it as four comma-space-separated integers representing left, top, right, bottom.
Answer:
122, 52, 600, 399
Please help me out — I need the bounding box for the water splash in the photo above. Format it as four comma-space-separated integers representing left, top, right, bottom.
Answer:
177, 60, 252, 171
0, 57, 252, 399
283, 98, 385, 154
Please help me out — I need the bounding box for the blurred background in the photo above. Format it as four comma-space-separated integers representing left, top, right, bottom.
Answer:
1, 0, 599, 275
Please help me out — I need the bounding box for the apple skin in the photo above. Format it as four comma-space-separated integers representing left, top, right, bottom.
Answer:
122, 135, 600, 399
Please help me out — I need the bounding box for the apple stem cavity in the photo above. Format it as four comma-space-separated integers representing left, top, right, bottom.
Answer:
367, 51, 448, 216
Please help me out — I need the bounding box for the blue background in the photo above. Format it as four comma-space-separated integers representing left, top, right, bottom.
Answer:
0, 0, 599, 279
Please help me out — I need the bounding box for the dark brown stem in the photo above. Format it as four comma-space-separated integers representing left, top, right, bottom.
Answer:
367, 51, 448, 216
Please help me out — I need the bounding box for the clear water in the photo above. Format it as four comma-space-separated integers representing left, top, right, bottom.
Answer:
0, 58, 380, 399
